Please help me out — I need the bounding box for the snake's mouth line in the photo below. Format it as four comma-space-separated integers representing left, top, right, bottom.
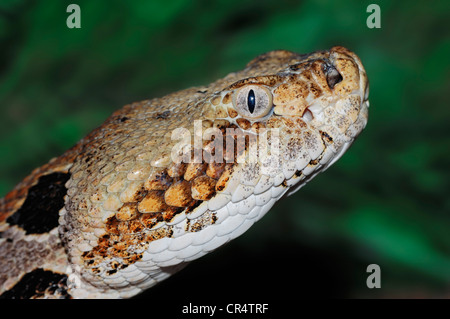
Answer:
271, 104, 316, 121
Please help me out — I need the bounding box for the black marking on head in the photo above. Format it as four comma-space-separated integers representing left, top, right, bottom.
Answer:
289, 61, 311, 72
0, 268, 69, 299
155, 111, 171, 119
319, 130, 334, 144
6, 172, 70, 235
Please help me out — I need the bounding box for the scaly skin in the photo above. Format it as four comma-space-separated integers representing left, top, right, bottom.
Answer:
0, 46, 369, 298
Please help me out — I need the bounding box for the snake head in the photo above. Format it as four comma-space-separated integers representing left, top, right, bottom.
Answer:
202, 46, 369, 195
271, 46, 369, 123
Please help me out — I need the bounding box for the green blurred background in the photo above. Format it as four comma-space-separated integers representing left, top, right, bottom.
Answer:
0, 0, 448, 298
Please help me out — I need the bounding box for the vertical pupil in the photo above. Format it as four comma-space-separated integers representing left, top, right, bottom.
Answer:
247, 89, 256, 113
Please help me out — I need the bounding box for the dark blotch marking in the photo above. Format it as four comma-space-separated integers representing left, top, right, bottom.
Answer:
0, 268, 69, 299
185, 200, 202, 214
319, 130, 333, 144
290, 61, 310, 71
83, 152, 94, 164
133, 186, 148, 202
119, 116, 129, 122
7, 172, 70, 234
294, 170, 303, 178
155, 111, 171, 119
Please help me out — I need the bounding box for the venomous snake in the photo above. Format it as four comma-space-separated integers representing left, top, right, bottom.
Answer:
0, 46, 369, 298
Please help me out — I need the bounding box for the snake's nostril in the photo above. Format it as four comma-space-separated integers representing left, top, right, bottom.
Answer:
324, 64, 343, 89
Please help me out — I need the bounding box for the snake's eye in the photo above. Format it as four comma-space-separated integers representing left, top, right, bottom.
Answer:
233, 85, 273, 119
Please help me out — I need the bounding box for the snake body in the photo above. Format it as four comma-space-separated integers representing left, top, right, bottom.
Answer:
0, 46, 369, 298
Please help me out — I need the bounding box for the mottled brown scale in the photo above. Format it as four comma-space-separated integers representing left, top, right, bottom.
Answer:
191, 176, 217, 201
211, 96, 221, 106
216, 164, 234, 192
201, 119, 213, 131
251, 121, 266, 134
236, 118, 251, 130
164, 180, 193, 207
308, 81, 322, 98
227, 107, 238, 118
144, 170, 173, 191
138, 190, 168, 213
184, 162, 208, 181
139, 212, 163, 228
131, 185, 148, 202
221, 92, 232, 104
215, 105, 228, 118
161, 206, 183, 222
116, 202, 139, 221
105, 217, 121, 235
128, 218, 144, 233
167, 163, 186, 178
206, 162, 226, 179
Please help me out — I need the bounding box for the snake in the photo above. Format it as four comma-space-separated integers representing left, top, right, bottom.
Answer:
0, 46, 369, 298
